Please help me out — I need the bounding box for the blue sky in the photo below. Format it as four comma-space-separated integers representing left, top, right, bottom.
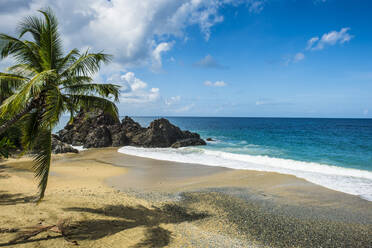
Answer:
1, 0, 372, 117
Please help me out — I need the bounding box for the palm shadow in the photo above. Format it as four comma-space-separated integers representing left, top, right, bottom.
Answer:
63, 204, 209, 247
0, 165, 10, 179
0, 191, 36, 205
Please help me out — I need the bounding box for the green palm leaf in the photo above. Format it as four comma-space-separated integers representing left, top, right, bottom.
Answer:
32, 128, 52, 202
68, 94, 119, 120
64, 83, 120, 101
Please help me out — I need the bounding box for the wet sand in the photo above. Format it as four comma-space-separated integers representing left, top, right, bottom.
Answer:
0, 147, 371, 247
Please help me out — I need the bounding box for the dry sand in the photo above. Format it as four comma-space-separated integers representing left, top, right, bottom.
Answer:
0, 148, 371, 247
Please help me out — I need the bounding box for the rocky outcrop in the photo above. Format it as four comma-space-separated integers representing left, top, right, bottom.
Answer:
130, 118, 201, 147
57, 110, 206, 149
171, 138, 207, 148
51, 135, 78, 154
58, 110, 120, 146
84, 126, 112, 148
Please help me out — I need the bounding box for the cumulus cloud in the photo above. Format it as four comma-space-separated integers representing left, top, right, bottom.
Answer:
194, 54, 227, 69
109, 72, 160, 104
0, 0, 266, 71
306, 28, 353, 51
288, 28, 352, 65
151, 42, 174, 71
204, 80, 227, 87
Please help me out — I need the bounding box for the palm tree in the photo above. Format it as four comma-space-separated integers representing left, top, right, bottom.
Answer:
0, 8, 120, 201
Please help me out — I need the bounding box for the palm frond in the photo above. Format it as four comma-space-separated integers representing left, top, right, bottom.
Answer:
41, 87, 65, 128
0, 73, 26, 102
0, 34, 41, 71
61, 50, 112, 77
59, 75, 93, 87
38, 8, 63, 70
17, 13, 44, 42
0, 70, 55, 117
56, 48, 79, 73
63, 83, 120, 101
6, 64, 37, 77
32, 128, 52, 202
0, 72, 28, 100
67, 94, 118, 120
21, 111, 41, 151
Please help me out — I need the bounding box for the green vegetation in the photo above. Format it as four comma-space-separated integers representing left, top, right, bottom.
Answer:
0, 8, 120, 201
0, 137, 15, 158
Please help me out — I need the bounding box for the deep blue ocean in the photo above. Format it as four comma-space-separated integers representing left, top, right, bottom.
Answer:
56, 116, 372, 201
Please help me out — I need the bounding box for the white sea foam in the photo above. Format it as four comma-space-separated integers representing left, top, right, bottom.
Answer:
71, 145, 87, 151
118, 146, 372, 201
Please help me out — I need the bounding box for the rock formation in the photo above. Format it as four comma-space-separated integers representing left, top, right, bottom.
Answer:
51, 135, 78, 154
57, 110, 206, 149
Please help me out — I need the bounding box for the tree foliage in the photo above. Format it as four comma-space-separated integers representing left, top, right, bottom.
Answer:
0, 8, 120, 201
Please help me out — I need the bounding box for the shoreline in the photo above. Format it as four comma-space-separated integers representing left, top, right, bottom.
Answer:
117, 146, 372, 202
0, 148, 371, 247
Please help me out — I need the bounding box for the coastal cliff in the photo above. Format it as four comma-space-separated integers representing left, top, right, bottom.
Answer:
57, 110, 206, 149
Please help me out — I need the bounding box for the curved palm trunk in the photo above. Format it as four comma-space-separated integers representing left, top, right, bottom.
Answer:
0, 102, 34, 135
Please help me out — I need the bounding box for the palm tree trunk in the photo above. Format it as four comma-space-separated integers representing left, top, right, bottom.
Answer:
0, 102, 34, 135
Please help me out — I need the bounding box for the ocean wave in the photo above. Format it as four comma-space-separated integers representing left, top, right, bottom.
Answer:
117, 146, 372, 201
71, 145, 87, 151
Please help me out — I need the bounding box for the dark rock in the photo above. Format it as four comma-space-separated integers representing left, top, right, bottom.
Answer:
51, 135, 78, 154
121, 116, 145, 139
111, 131, 129, 147
57, 111, 205, 149
58, 110, 120, 146
206, 138, 214, 141
84, 126, 112, 148
130, 118, 200, 147
171, 138, 207, 148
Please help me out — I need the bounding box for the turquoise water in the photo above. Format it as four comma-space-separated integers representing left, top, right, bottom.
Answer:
132, 117, 372, 171
122, 117, 372, 201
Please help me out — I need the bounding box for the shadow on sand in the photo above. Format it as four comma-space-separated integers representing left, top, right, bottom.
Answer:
0, 165, 10, 179
0, 191, 36, 205
63, 204, 209, 247
0, 203, 209, 247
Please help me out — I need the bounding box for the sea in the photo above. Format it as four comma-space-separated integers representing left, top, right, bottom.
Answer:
55, 116, 372, 201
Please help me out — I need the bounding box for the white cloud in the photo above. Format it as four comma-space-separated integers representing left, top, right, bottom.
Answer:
288, 28, 352, 66
306, 37, 319, 50
363, 109, 369, 116
306, 28, 353, 51
151, 41, 174, 71
165, 96, 181, 106
110, 72, 160, 104
293, 52, 305, 63
249, 1, 265, 13
204, 80, 227, 87
0, 0, 266, 71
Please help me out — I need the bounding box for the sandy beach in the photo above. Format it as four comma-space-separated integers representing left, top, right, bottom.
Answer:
0, 148, 371, 247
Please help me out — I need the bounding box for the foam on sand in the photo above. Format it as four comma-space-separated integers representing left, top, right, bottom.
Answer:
118, 146, 372, 201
